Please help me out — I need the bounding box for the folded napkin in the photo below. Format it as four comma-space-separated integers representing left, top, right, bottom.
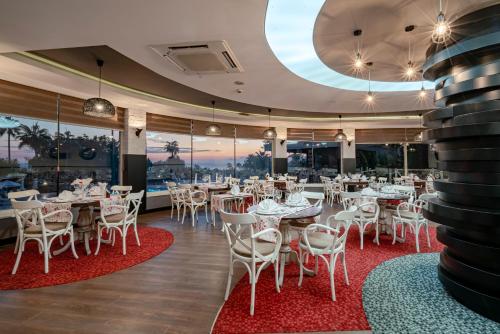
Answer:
71, 178, 92, 188
286, 192, 304, 205
258, 199, 279, 212
361, 175, 367, 181
58, 190, 75, 201
230, 184, 240, 195
89, 182, 107, 196
335, 175, 342, 180
343, 177, 350, 181
381, 185, 397, 194
361, 187, 379, 196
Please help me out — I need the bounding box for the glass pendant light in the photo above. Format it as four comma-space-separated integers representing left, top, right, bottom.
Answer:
83, 59, 116, 118
404, 27, 416, 80
366, 70, 374, 103
334, 115, 347, 141
352, 29, 364, 72
205, 100, 221, 136
262, 108, 277, 140
432, 0, 451, 44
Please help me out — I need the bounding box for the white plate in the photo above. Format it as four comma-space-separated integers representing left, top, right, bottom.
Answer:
256, 209, 279, 215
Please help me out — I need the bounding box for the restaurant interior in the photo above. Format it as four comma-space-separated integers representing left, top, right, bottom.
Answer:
0, 0, 498, 333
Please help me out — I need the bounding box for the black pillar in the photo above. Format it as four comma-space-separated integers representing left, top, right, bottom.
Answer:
422, 4, 500, 322
123, 154, 147, 212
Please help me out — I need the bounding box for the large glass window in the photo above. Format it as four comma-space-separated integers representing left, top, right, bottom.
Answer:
236, 138, 272, 180
0, 114, 119, 209
356, 144, 403, 176
193, 136, 235, 182
146, 131, 191, 192
286, 141, 340, 182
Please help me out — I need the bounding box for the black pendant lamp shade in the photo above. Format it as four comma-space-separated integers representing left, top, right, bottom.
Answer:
263, 108, 277, 140
205, 100, 222, 136
83, 59, 116, 118
334, 115, 347, 141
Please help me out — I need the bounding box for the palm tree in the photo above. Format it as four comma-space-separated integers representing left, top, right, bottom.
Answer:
16, 123, 51, 156
0, 117, 21, 162
164, 140, 180, 159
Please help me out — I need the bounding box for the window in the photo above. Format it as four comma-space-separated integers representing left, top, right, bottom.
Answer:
193, 135, 235, 182
146, 131, 191, 191
356, 144, 403, 176
287, 141, 340, 182
407, 143, 432, 178
236, 138, 272, 180
0, 114, 119, 209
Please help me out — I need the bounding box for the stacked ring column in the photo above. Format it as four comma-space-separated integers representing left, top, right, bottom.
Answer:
422, 4, 500, 322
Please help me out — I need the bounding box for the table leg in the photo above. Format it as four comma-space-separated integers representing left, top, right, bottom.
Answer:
278, 222, 314, 286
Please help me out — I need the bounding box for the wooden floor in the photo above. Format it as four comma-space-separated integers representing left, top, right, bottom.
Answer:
0, 206, 371, 334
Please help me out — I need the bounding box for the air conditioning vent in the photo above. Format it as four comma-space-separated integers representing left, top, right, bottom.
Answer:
150, 40, 243, 74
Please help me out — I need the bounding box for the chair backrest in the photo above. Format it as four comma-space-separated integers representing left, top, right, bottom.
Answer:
357, 202, 380, 221
8, 189, 40, 201
419, 192, 437, 202
11, 200, 42, 232
126, 190, 144, 221
340, 191, 361, 210
220, 210, 273, 261
326, 209, 356, 249
300, 191, 325, 207
111, 185, 132, 197
378, 177, 388, 183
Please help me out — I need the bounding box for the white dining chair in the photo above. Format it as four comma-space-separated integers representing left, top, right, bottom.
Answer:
298, 210, 353, 301
95, 190, 143, 255
392, 199, 430, 252
352, 201, 380, 249
11, 200, 78, 274
340, 191, 361, 211
181, 189, 208, 226
220, 210, 282, 316
8, 189, 41, 254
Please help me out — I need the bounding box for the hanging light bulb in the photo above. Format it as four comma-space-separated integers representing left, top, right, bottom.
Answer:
432, 0, 451, 44
366, 70, 374, 103
419, 85, 427, 98
205, 100, 221, 136
352, 29, 364, 72
334, 115, 347, 141
404, 28, 416, 80
83, 59, 115, 118
354, 52, 363, 70
262, 108, 277, 140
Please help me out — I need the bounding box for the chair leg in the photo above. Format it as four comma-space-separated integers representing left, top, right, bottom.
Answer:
415, 224, 421, 253
205, 205, 208, 222
191, 207, 195, 227
392, 221, 398, 245
298, 248, 304, 287
112, 229, 116, 246
177, 203, 181, 222
314, 255, 319, 275
11, 239, 24, 275
224, 257, 233, 301
250, 261, 256, 316
341, 252, 349, 285
14, 234, 20, 254
43, 237, 49, 274
69, 230, 79, 259
274, 260, 280, 293
122, 226, 127, 255
359, 224, 364, 250
134, 222, 141, 246
94, 226, 102, 255
181, 205, 186, 225
329, 255, 337, 302
425, 223, 431, 248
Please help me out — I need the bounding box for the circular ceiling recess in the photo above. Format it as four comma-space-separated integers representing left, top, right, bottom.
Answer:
265, 0, 486, 92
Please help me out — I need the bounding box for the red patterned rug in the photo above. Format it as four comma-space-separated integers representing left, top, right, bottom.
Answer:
0, 226, 174, 290
212, 226, 443, 333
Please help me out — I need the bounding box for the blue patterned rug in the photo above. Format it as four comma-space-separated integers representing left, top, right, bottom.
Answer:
362, 253, 500, 333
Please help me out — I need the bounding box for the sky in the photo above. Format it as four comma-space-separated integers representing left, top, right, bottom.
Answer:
146, 132, 270, 168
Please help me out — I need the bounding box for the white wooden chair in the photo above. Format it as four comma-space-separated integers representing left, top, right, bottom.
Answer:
221, 210, 282, 315
11, 200, 78, 274
353, 201, 380, 249
8, 189, 40, 254
181, 189, 208, 226
298, 210, 354, 301
377, 177, 388, 185
95, 190, 144, 255
392, 199, 431, 252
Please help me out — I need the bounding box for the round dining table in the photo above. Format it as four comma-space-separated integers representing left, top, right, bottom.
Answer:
248, 204, 322, 286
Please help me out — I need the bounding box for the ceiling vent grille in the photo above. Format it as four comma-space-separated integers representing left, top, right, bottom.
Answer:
150, 40, 243, 74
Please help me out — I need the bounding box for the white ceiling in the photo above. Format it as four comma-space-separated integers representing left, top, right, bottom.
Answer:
0, 0, 489, 126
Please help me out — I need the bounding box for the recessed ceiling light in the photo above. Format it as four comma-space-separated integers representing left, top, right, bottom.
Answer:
234, 80, 244, 85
